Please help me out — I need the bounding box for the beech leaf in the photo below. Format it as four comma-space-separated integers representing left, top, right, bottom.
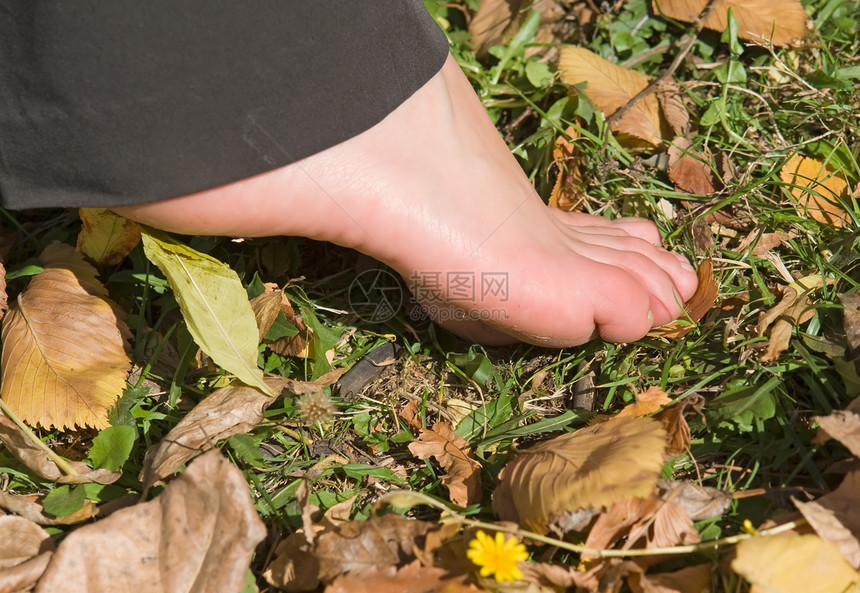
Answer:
732, 535, 860, 593
76, 208, 141, 267
559, 47, 666, 148
757, 274, 823, 362
0, 243, 131, 429
0, 515, 55, 568
652, 0, 807, 46
140, 227, 272, 395
492, 415, 667, 534
35, 449, 266, 593
667, 138, 717, 195
324, 562, 474, 593
407, 421, 483, 507
650, 258, 719, 339
780, 154, 852, 227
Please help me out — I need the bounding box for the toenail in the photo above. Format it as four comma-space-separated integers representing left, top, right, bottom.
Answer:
677, 256, 695, 272
647, 309, 654, 322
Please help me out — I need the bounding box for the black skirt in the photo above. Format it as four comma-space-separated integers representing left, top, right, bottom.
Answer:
0, 1, 448, 209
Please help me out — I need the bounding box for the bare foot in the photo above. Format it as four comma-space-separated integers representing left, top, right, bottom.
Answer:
114, 55, 698, 347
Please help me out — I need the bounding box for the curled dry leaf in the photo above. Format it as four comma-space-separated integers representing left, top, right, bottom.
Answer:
469, 0, 564, 57
657, 480, 731, 521
657, 393, 705, 459
808, 471, 860, 568
780, 154, 852, 227
324, 562, 474, 593
76, 208, 141, 267
667, 138, 717, 196
548, 126, 587, 212
656, 79, 689, 137
250, 283, 311, 358
732, 535, 860, 593
794, 497, 860, 569
617, 386, 672, 419
0, 552, 53, 593
814, 410, 860, 458
757, 274, 823, 363
492, 415, 667, 534
649, 258, 718, 339
141, 376, 305, 488
407, 421, 483, 507
840, 290, 860, 372
652, 0, 807, 46
1, 242, 131, 430
35, 449, 266, 593
558, 47, 668, 149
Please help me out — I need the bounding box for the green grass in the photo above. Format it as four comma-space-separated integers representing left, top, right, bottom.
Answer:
1, 0, 859, 590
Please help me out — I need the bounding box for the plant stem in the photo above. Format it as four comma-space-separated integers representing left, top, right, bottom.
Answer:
0, 400, 79, 476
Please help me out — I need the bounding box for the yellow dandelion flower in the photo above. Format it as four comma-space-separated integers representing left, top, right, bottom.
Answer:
466, 529, 529, 582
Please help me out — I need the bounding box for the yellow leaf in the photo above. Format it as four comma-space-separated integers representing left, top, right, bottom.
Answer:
558, 47, 666, 149
492, 415, 667, 534
0, 243, 131, 429
617, 386, 673, 418
732, 535, 860, 593
653, 0, 807, 46
650, 258, 719, 339
757, 274, 823, 362
780, 154, 852, 227
407, 421, 483, 507
76, 208, 141, 267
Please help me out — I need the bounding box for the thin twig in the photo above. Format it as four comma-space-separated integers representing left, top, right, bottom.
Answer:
0, 400, 79, 476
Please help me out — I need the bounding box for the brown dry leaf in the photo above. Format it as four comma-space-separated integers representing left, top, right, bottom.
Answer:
841, 291, 860, 371
810, 470, 860, 569
141, 376, 307, 488
736, 229, 797, 256
780, 154, 852, 227
652, 0, 807, 46
35, 449, 266, 593
492, 415, 667, 534
469, 0, 563, 57
794, 497, 860, 569
315, 514, 434, 582
628, 563, 712, 593
250, 283, 311, 358
584, 497, 699, 556
407, 421, 482, 507
76, 207, 141, 267
650, 259, 718, 339
814, 410, 860, 458
0, 552, 52, 593
558, 47, 667, 149
732, 534, 860, 593
667, 138, 717, 195
617, 386, 673, 419
548, 126, 587, 212
264, 531, 321, 592
656, 393, 705, 459
656, 79, 689, 137
1, 242, 131, 430
0, 515, 55, 569
757, 274, 823, 363
324, 562, 475, 593
657, 480, 731, 521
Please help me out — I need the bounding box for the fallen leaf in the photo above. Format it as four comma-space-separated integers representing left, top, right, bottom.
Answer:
0, 261, 6, 321
652, 0, 807, 46
628, 563, 712, 593
469, 0, 563, 57
0, 551, 52, 593
264, 532, 321, 592
0, 515, 55, 568
250, 283, 311, 358
408, 421, 483, 507
656, 79, 689, 137
814, 410, 860, 458
324, 562, 474, 593
667, 138, 717, 195
0, 242, 131, 429
141, 376, 310, 488
35, 450, 266, 593
657, 480, 731, 521
780, 154, 852, 227
76, 208, 141, 267
841, 291, 860, 373
649, 259, 718, 339
794, 497, 860, 569
141, 227, 272, 395
809, 470, 860, 569
492, 415, 667, 534
757, 274, 823, 363
315, 514, 434, 582
617, 386, 673, 419
656, 393, 705, 458
548, 126, 587, 212
732, 535, 860, 593
736, 229, 797, 256
559, 47, 667, 149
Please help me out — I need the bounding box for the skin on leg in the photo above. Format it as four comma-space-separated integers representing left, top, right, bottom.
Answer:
114, 54, 698, 347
